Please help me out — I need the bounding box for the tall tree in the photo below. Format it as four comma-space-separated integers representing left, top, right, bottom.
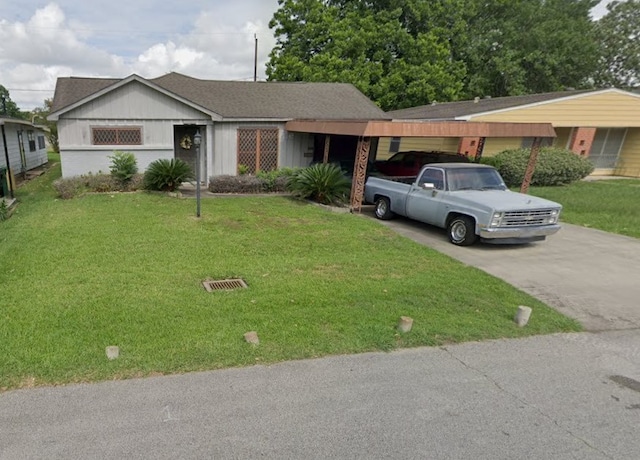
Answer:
593, 0, 640, 88
461, 0, 600, 98
266, 0, 601, 110
0, 85, 25, 119
30, 99, 59, 153
266, 0, 466, 110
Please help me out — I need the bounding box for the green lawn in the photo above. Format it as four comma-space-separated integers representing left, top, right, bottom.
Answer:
530, 179, 640, 239
0, 160, 580, 391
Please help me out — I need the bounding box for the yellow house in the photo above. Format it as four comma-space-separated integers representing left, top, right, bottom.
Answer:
383, 89, 640, 177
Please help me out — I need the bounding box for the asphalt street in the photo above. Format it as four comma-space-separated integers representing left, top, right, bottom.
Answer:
1, 332, 640, 459
2, 207, 640, 459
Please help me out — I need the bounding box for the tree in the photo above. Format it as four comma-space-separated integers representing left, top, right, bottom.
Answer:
594, 0, 640, 88
266, 0, 466, 110
461, 0, 600, 98
0, 85, 25, 119
30, 99, 59, 153
267, 0, 601, 109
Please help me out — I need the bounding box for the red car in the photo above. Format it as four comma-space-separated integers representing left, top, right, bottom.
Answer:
374, 150, 470, 177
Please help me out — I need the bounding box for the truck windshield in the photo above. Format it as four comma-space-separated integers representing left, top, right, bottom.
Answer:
447, 168, 507, 191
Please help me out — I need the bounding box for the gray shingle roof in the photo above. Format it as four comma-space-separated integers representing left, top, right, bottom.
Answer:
51, 72, 387, 120
386, 90, 595, 120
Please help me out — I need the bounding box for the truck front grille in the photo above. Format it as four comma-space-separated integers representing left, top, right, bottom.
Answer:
501, 209, 556, 226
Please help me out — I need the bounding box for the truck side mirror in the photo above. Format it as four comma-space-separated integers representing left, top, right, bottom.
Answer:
422, 183, 435, 190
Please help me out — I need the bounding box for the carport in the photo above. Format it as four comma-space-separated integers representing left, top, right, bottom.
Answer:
285, 120, 556, 211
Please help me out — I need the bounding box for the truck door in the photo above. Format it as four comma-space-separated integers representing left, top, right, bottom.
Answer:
405, 167, 446, 225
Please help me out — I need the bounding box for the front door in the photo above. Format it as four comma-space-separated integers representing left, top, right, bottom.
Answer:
174, 126, 201, 178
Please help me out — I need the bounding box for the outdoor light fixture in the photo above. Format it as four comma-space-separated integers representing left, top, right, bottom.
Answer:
193, 129, 202, 217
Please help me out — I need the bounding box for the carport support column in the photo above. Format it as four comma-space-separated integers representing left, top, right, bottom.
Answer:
350, 136, 371, 213
323, 135, 331, 164
520, 137, 542, 194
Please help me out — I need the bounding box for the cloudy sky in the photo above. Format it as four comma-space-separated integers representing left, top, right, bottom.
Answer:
1, 0, 614, 111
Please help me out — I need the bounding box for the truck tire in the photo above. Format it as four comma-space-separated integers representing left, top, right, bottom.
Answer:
374, 197, 394, 220
447, 215, 478, 246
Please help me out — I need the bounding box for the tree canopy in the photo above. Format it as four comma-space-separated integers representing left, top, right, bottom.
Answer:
0, 85, 25, 119
267, 0, 602, 110
594, 0, 640, 88
30, 99, 59, 153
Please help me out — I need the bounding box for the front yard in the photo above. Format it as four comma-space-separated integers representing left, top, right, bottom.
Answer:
530, 179, 640, 239
0, 160, 580, 391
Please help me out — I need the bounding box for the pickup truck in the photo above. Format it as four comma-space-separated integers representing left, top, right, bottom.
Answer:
364, 163, 562, 245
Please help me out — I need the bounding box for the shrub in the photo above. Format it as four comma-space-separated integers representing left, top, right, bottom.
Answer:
287, 163, 351, 205
84, 173, 120, 192
209, 175, 266, 194
256, 168, 299, 192
493, 147, 595, 187
53, 177, 87, 199
0, 200, 8, 222
53, 172, 145, 199
108, 151, 138, 183
143, 159, 194, 192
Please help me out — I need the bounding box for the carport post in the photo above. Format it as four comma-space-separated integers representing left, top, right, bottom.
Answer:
323, 135, 330, 164
520, 137, 542, 194
350, 136, 371, 212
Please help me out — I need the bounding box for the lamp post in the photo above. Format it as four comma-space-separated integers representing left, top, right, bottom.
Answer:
193, 129, 202, 217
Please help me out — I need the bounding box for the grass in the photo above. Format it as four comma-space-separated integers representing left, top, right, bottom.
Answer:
529, 179, 640, 239
0, 158, 580, 391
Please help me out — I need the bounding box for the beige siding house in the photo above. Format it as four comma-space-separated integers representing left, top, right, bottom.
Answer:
385, 89, 640, 177
48, 73, 386, 179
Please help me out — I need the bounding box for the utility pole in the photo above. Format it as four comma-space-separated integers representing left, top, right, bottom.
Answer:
254, 34, 258, 82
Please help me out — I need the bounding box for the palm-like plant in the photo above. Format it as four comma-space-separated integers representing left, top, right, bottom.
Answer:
143, 158, 194, 192
287, 163, 351, 205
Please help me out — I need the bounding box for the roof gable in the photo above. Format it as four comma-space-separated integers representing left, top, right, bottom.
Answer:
386, 89, 638, 120
50, 72, 387, 121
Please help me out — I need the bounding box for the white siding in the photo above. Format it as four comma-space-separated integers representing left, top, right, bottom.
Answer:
0, 123, 48, 172
64, 81, 210, 120
61, 149, 173, 178
210, 122, 309, 177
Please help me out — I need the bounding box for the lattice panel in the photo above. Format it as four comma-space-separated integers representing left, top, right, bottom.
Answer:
237, 128, 279, 173
258, 128, 279, 172
238, 129, 258, 174
92, 127, 142, 145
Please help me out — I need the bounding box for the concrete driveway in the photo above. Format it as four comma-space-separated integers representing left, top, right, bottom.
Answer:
366, 211, 640, 331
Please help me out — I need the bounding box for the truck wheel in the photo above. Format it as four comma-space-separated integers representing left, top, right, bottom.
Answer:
374, 197, 394, 220
447, 216, 478, 246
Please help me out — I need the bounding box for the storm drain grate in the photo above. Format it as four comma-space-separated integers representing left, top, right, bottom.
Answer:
202, 278, 248, 292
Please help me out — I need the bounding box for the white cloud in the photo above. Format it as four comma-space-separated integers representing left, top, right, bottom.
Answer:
0, 0, 279, 110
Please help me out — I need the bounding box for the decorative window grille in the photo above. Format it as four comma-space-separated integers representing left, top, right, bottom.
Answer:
237, 128, 279, 174
92, 127, 142, 145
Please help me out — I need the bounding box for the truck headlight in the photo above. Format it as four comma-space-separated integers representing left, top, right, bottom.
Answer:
546, 209, 560, 224
490, 212, 503, 227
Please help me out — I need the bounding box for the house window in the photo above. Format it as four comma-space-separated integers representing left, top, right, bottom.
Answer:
589, 128, 626, 169
389, 137, 401, 153
37, 135, 46, 150
521, 137, 553, 149
92, 127, 142, 145
237, 128, 279, 174
27, 131, 36, 152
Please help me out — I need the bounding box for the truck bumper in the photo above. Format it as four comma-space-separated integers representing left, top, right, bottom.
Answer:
479, 224, 561, 241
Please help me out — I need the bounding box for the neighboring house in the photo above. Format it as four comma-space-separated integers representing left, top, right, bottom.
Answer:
1, 117, 49, 198
384, 89, 640, 177
48, 72, 387, 179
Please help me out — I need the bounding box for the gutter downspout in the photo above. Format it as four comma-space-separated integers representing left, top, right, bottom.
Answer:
1, 123, 15, 199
